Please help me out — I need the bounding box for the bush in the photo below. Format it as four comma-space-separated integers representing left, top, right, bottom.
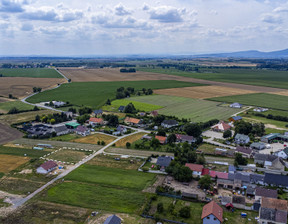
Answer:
126, 142, 131, 148
157, 202, 164, 213
179, 206, 191, 218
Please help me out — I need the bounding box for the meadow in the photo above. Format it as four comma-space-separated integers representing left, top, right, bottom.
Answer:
27, 80, 204, 109
0, 146, 49, 158
0, 100, 35, 113
208, 93, 288, 111
0, 68, 62, 78
71, 133, 116, 145
138, 67, 288, 89
119, 95, 241, 122
43, 164, 156, 213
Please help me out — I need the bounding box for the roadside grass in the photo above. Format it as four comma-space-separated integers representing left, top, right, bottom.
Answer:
265, 128, 286, 135
27, 80, 204, 109
46, 149, 92, 163
49, 133, 79, 142
0, 101, 35, 113
0, 68, 62, 78
138, 67, 288, 90
121, 95, 241, 122
0, 146, 49, 158
115, 132, 146, 147
241, 114, 288, 129
102, 99, 163, 112
208, 93, 288, 111
71, 133, 116, 145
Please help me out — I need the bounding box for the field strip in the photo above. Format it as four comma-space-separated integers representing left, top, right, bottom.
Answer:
270, 90, 288, 96
154, 85, 259, 99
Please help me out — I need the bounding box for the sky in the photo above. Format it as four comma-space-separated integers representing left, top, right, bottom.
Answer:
0, 0, 288, 56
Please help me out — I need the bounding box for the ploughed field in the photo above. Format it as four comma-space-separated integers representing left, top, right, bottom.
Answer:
0, 68, 62, 78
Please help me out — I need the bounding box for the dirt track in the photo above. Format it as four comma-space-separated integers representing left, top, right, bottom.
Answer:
0, 123, 23, 145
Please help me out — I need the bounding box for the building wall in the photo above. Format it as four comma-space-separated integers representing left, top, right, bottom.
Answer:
203, 214, 221, 224
36, 167, 48, 174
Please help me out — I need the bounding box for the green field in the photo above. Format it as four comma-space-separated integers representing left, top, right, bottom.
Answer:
0, 68, 62, 78
43, 165, 156, 213
102, 98, 163, 112
0, 146, 49, 158
27, 80, 204, 109
208, 93, 288, 111
0, 101, 35, 113
118, 95, 241, 122
138, 67, 288, 89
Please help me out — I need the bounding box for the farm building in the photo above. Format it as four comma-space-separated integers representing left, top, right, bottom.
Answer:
65, 122, 80, 129
250, 142, 266, 150
211, 121, 231, 132
161, 120, 178, 128
235, 146, 253, 158
255, 187, 277, 201
234, 134, 250, 144
254, 154, 285, 171
155, 135, 167, 144
230, 102, 242, 108
175, 134, 196, 144
37, 161, 58, 174
253, 107, 268, 112
229, 116, 242, 122
185, 163, 203, 176
104, 215, 121, 224
201, 201, 223, 224
52, 125, 70, 136
53, 101, 66, 107
89, 117, 104, 126
261, 133, 288, 143
275, 148, 288, 160
264, 173, 288, 188
75, 125, 90, 136
259, 197, 287, 224
150, 110, 158, 117
24, 124, 54, 138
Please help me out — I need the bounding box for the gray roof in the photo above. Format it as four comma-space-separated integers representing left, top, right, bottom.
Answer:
118, 106, 125, 111
250, 142, 266, 149
235, 172, 250, 183
235, 133, 249, 141
94, 109, 103, 114
264, 173, 288, 187
228, 173, 235, 180
254, 153, 277, 162
228, 165, 236, 172
161, 120, 178, 126
232, 195, 245, 205
235, 146, 252, 155
104, 215, 121, 224
53, 125, 68, 133
260, 207, 287, 224
156, 156, 172, 167
250, 174, 264, 183
255, 187, 277, 198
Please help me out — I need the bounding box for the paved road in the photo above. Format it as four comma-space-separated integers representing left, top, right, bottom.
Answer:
12, 130, 146, 209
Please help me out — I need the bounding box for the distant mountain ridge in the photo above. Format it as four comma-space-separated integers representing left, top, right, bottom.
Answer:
195, 49, 288, 58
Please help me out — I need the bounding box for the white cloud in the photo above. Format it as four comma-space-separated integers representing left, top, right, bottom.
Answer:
0, 0, 25, 13
114, 3, 131, 16
261, 13, 283, 24
147, 5, 185, 23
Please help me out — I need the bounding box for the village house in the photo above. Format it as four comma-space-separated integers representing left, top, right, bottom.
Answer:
75, 125, 90, 136
89, 117, 104, 126
104, 215, 121, 224
175, 134, 196, 144
185, 163, 203, 177
150, 110, 158, 117
275, 148, 288, 160
118, 106, 125, 112
250, 174, 265, 185
235, 146, 253, 158
112, 125, 127, 135
250, 142, 266, 150
36, 161, 58, 174
124, 117, 141, 126
254, 153, 285, 171
201, 201, 223, 224
232, 195, 246, 209
52, 124, 70, 136
161, 119, 179, 128
156, 156, 173, 171
253, 107, 268, 113
264, 173, 288, 188
53, 101, 66, 107
229, 116, 242, 123
155, 135, 167, 144
259, 197, 287, 224
92, 109, 103, 117
211, 121, 231, 132
230, 102, 242, 108
255, 187, 277, 201
234, 133, 250, 145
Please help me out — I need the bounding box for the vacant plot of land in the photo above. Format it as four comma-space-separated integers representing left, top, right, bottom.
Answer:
0, 97, 12, 103
46, 149, 91, 163
0, 155, 30, 173
208, 93, 288, 111
0, 123, 23, 145
154, 85, 259, 99
0, 100, 35, 113
115, 132, 146, 147
0, 77, 65, 98
105, 147, 174, 157
72, 133, 116, 145
0, 68, 62, 78
124, 95, 241, 122
27, 80, 202, 108
0, 146, 49, 158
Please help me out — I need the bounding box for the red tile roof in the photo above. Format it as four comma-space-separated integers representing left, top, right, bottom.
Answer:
185, 163, 203, 172
89, 117, 103, 123
212, 121, 231, 131
201, 201, 223, 222
201, 168, 210, 176
40, 161, 57, 171
124, 117, 141, 124
155, 135, 167, 144
209, 171, 228, 179
151, 110, 158, 117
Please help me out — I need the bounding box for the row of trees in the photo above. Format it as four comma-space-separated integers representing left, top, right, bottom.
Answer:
234, 120, 265, 137
35, 112, 72, 124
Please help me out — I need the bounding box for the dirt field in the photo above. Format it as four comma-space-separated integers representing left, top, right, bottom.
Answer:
0, 98, 12, 103
46, 148, 90, 163
0, 123, 23, 145
72, 133, 116, 145
0, 155, 30, 173
115, 132, 146, 147
0, 77, 66, 98
271, 90, 288, 96
154, 85, 259, 99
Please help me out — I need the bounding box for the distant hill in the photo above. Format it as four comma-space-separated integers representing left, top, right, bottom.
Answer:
194, 49, 288, 58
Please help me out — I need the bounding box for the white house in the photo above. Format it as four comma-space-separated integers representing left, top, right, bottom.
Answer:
36, 161, 58, 174
230, 102, 242, 109
275, 148, 288, 160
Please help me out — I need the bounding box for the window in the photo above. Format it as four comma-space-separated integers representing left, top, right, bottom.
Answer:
207, 216, 210, 219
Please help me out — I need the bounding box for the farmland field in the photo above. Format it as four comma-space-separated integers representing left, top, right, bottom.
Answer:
116, 95, 241, 122
27, 80, 204, 109
0, 100, 35, 113
115, 132, 146, 147
72, 133, 116, 145
42, 164, 156, 213
45, 148, 92, 163
0, 155, 30, 173
138, 67, 288, 90
208, 93, 288, 111
0, 145, 49, 158
0, 68, 62, 78
0, 123, 23, 145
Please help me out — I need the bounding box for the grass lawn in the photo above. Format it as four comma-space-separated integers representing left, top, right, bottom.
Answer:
71, 133, 116, 145
0, 146, 49, 158
27, 80, 204, 109
123, 95, 241, 122
242, 113, 288, 129
197, 143, 216, 154
208, 93, 288, 111
0, 68, 62, 78
138, 67, 288, 89
115, 132, 146, 147
0, 101, 35, 113
49, 133, 79, 142
46, 149, 92, 163
102, 98, 163, 112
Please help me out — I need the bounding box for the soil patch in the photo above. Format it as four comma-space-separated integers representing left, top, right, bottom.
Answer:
0, 123, 23, 145
0, 155, 30, 173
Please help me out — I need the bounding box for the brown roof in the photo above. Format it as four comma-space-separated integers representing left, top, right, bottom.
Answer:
255, 187, 277, 198
155, 135, 167, 144
262, 197, 288, 211
235, 146, 252, 155
212, 121, 231, 131
201, 201, 223, 222
40, 160, 57, 171
124, 117, 141, 124
89, 117, 103, 123
185, 163, 203, 172
151, 110, 158, 117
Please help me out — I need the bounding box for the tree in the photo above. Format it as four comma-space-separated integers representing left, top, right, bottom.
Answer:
199, 175, 213, 189
116, 92, 125, 99
68, 107, 77, 113
153, 115, 165, 125
35, 114, 40, 122
157, 203, 164, 213
124, 103, 136, 114
179, 206, 191, 218
50, 119, 56, 124
33, 106, 39, 111
103, 114, 119, 127
251, 123, 265, 137
78, 107, 92, 115
101, 141, 105, 145
234, 120, 252, 135
76, 114, 90, 124
184, 123, 202, 138
8, 107, 19, 114
157, 129, 166, 137
187, 151, 197, 163
166, 163, 192, 182
197, 154, 206, 165
106, 99, 111, 105
126, 142, 131, 148
234, 153, 248, 166
150, 138, 160, 149
223, 130, 232, 138
147, 88, 153, 95
167, 133, 176, 144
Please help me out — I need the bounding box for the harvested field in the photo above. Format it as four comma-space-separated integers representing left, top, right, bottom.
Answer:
271, 90, 288, 96
46, 148, 92, 163
0, 155, 30, 173
154, 85, 259, 99
72, 133, 116, 145
0, 77, 66, 98
0, 97, 12, 103
105, 147, 174, 157
115, 132, 146, 147
0, 123, 23, 145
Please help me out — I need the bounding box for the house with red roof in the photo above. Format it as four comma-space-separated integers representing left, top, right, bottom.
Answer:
155, 135, 167, 144
211, 121, 231, 132
151, 110, 158, 117
124, 117, 141, 126
209, 171, 228, 180
201, 201, 223, 224
185, 163, 204, 176
36, 161, 58, 174
89, 117, 104, 126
